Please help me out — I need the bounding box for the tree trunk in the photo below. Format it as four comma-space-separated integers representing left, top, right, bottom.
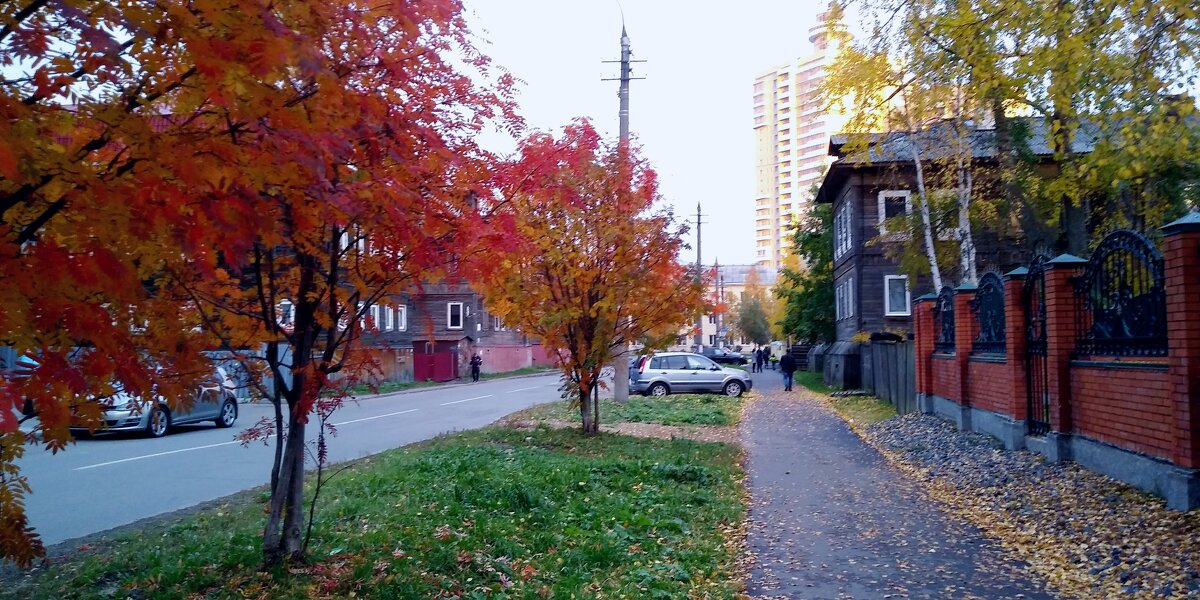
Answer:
579, 385, 596, 434
262, 411, 297, 567
957, 160, 978, 283
993, 98, 1052, 253
281, 414, 307, 562
267, 342, 284, 494
1050, 3, 1087, 255
910, 138, 944, 290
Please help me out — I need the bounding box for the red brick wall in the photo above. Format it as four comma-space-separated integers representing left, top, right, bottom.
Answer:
1003, 277, 1028, 420
911, 224, 1200, 471
967, 359, 1010, 415
1071, 363, 1173, 459
914, 300, 934, 395
931, 354, 959, 403
1164, 227, 1200, 468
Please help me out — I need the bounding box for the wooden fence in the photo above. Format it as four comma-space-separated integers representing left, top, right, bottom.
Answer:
861, 341, 917, 416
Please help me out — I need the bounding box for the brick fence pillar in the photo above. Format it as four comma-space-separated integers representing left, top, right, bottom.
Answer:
953, 284, 978, 414
1044, 254, 1087, 442
913, 294, 936, 413
1162, 213, 1200, 481
1003, 268, 1029, 423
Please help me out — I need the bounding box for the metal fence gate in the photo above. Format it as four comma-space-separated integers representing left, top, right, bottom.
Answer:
1024, 256, 1051, 435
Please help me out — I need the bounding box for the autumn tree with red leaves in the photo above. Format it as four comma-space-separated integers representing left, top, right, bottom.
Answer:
472, 121, 707, 434
0, 0, 514, 566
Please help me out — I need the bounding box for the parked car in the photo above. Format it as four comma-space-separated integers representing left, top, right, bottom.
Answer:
1, 351, 39, 418
69, 366, 239, 438
698, 347, 749, 366
631, 352, 752, 397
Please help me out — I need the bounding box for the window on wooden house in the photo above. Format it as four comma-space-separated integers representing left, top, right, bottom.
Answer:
884, 275, 911, 316
834, 202, 852, 258
447, 302, 464, 330
278, 300, 294, 327
877, 190, 912, 236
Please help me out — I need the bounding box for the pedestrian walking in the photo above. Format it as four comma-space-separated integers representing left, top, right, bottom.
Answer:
780, 351, 796, 391
753, 347, 763, 373
470, 352, 482, 382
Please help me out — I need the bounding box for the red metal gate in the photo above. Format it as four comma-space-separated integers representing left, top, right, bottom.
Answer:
414, 351, 459, 382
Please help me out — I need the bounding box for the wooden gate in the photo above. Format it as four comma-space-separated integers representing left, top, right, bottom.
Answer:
1024, 255, 1051, 435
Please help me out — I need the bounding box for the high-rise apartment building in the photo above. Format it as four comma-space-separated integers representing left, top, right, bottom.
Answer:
753, 6, 849, 269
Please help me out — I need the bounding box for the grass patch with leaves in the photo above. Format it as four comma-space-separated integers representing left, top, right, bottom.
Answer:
519, 394, 743, 427
791, 371, 895, 427
791, 371, 832, 395
825, 394, 897, 428
5, 426, 744, 599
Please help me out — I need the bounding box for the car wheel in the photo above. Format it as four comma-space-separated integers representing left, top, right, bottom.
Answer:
214, 397, 237, 428
648, 382, 669, 397
147, 405, 170, 438
723, 380, 744, 397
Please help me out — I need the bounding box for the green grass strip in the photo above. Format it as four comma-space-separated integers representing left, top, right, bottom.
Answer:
7, 426, 745, 599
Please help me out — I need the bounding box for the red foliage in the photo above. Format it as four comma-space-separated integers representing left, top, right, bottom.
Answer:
0, 0, 515, 564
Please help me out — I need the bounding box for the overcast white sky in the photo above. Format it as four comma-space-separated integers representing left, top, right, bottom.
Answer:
463, 1, 836, 266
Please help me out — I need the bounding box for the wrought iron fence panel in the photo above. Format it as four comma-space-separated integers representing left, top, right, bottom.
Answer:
1025, 255, 1051, 436
933, 286, 956, 353
1074, 230, 1167, 358
970, 272, 1006, 354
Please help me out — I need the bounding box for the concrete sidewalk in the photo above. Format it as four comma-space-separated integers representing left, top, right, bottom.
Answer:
741, 375, 1052, 599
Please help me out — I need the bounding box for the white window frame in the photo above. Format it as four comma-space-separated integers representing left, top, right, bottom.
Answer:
834, 202, 852, 259
278, 300, 294, 326
847, 277, 854, 318
877, 190, 912, 236
835, 282, 844, 321
397, 305, 407, 331
884, 275, 912, 317
384, 306, 394, 331
447, 302, 464, 330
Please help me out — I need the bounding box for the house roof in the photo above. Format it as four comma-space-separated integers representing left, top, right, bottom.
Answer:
816, 117, 1100, 204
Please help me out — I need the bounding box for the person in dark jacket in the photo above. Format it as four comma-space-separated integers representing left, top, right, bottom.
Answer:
780, 352, 797, 391
470, 352, 483, 382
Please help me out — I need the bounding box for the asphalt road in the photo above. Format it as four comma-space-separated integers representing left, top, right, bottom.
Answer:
17, 372, 569, 546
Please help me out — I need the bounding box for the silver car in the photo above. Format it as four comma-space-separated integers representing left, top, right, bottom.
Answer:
70, 367, 239, 438
631, 352, 753, 397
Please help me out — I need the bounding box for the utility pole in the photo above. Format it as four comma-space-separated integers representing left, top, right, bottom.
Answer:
693, 202, 707, 350
603, 20, 644, 403
603, 24, 645, 141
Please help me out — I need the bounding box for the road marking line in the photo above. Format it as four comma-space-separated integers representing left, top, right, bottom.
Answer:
440, 394, 492, 406
506, 387, 538, 393
332, 408, 419, 426
75, 440, 241, 471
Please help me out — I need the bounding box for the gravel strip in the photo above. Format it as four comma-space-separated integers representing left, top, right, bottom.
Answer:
855, 413, 1200, 599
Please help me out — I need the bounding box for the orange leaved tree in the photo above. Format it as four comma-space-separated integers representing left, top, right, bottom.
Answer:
0, 0, 514, 565
472, 120, 707, 434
